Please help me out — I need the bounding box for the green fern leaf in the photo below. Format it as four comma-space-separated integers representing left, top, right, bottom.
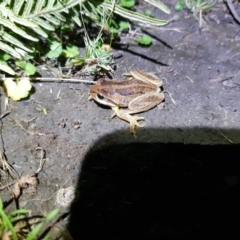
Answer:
0, 4, 37, 28
34, 0, 46, 13
31, 26, 48, 38
23, 0, 34, 16
0, 18, 38, 41
32, 17, 55, 31
0, 60, 15, 75
102, 1, 168, 26
71, 8, 82, 27
1, 32, 33, 53
42, 14, 61, 25
144, 0, 170, 14
0, 0, 168, 77
13, 0, 25, 15
10, 15, 38, 28
0, 41, 21, 59
53, 12, 66, 22
45, 0, 56, 11
14, 47, 29, 58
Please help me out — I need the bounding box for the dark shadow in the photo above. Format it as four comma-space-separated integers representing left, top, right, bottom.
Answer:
112, 44, 170, 66
141, 29, 173, 49
68, 129, 240, 240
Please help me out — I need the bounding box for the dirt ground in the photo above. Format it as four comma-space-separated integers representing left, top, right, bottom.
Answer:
1, 1, 240, 239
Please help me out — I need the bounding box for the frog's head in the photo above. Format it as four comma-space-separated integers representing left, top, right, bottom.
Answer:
89, 78, 117, 107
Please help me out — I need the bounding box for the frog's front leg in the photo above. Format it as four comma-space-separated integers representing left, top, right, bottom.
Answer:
111, 106, 144, 137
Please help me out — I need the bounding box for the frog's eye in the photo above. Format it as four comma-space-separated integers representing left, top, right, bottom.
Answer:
97, 94, 104, 100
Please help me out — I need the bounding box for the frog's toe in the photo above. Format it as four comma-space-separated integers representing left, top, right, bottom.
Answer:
111, 106, 120, 118
130, 116, 145, 137
111, 112, 116, 118
134, 116, 145, 126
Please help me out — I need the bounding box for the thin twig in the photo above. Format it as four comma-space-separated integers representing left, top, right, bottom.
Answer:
0, 181, 15, 190
165, 90, 176, 106
0, 77, 95, 84
218, 130, 234, 143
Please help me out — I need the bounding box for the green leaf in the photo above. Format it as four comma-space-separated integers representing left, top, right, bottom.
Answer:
0, 18, 38, 42
0, 207, 17, 240
110, 28, 119, 34
33, 17, 55, 31
120, 0, 135, 8
45, 209, 59, 221
103, 1, 168, 26
62, 45, 79, 58
43, 14, 61, 26
175, 0, 185, 11
1, 31, 33, 53
46, 40, 62, 59
26, 222, 43, 240
9, 209, 29, 217
15, 61, 36, 75
144, 9, 152, 17
0, 60, 15, 75
0, 53, 11, 61
0, 41, 21, 59
71, 57, 85, 66
144, 0, 170, 14
119, 21, 129, 30
136, 35, 152, 45
10, 214, 28, 223
109, 18, 119, 29
25, 63, 36, 75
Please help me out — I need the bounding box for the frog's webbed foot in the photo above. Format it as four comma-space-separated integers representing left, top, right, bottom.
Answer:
111, 106, 144, 137
129, 116, 145, 138
111, 111, 117, 119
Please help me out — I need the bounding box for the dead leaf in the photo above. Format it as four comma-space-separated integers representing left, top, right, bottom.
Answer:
12, 173, 39, 199
4, 79, 32, 101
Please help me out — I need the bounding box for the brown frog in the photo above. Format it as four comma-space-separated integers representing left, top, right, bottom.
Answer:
89, 70, 164, 137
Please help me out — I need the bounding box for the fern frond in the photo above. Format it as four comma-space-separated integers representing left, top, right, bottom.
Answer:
0, 41, 21, 59
33, 17, 55, 31
54, 12, 66, 22
79, 0, 170, 29
0, 60, 15, 75
144, 0, 171, 14
1, 32, 33, 53
0, 0, 82, 61
42, 14, 61, 26
22, 0, 34, 16
0, 18, 38, 41
13, 0, 25, 15
0, 0, 170, 76
71, 7, 82, 27
102, 0, 169, 26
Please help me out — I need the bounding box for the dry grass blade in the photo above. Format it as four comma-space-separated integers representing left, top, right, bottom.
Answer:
0, 151, 18, 178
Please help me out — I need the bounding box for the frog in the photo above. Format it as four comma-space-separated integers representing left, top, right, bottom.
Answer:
89, 70, 164, 137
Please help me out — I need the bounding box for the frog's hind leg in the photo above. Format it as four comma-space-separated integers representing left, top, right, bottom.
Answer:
129, 115, 145, 138
111, 106, 144, 137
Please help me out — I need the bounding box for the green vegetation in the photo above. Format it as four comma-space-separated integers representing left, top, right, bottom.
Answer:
175, 0, 216, 27
0, 197, 59, 239
0, 0, 170, 74
70, 34, 114, 73
0, 0, 170, 100
175, 0, 185, 11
